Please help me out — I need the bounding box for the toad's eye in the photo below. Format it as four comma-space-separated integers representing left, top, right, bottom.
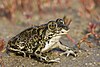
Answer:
56, 19, 64, 24
48, 21, 57, 31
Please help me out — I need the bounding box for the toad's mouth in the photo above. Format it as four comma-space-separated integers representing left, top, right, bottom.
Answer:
56, 29, 69, 36
60, 29, 69, 34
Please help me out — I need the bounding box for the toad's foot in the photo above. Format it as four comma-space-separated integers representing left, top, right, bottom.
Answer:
41, 56, 60, 63
48, 58, 60, 63
60, 50, 76, 57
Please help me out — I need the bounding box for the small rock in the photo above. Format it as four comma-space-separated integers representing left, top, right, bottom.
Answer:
85, 63, 88, 65
78, 50, 82, 53
89, 63, 93, 65
93, 62, 96, 65
96, 54, 99, 56
87, 52, 92, 55
72, 58, 76, 60
31, 63, 35, 66
31, 62, 35, 66
86, 55, 89, 57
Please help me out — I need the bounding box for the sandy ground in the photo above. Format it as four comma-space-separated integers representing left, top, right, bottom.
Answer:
0, 1, 100, 67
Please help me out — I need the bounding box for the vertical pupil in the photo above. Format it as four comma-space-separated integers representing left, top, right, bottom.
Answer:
52, 23, 56, 27
52, 23, 54, 26
51, 22, 56, 27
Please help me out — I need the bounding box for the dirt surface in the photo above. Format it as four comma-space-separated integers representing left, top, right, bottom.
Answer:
0, 0, 100, 67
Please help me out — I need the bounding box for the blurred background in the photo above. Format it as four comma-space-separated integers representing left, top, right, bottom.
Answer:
0, 0, 100, 67
0, 0, 99, 23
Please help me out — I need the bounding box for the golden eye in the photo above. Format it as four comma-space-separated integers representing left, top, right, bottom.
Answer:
48, 21, 57, 31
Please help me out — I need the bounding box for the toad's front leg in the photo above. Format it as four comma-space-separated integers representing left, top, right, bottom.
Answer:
34, 45, 60, 63
58, 41, 76, 57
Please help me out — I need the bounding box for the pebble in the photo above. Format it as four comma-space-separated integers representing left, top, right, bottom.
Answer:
31, 63, 35, 66
85, 62, 94, 66
72, 58, 76, 60
86, 55, 89, 57
93, 62, 96, 65
89, 63, 93, 65
96, 54, 99, 56
78, 50, 82, 53
87, 52, 92, 55
31, 62, 35, 66
85, 63, 88, 65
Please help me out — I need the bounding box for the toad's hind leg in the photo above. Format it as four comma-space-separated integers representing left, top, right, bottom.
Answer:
34, 45, 60, 63
7, 47, 26, 57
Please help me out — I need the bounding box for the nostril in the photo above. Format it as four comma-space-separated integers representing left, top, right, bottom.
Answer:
61, 31, 64, 33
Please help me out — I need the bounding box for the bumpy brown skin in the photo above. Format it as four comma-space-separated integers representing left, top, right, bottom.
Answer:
6, 17, 75, 63
7, 25, 47, 57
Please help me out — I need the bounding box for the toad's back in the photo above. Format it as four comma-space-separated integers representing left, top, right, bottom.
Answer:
7, 25, 47, 56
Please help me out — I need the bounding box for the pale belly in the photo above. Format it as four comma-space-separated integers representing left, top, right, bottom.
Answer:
41, 36, 61, 52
